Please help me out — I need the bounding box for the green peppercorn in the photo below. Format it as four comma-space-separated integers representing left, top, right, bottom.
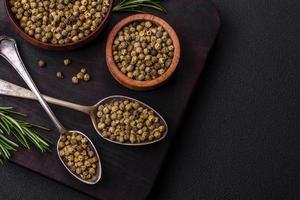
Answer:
83, 74, 91, 81
56, 71, 64, 79
96, 99, 166, 144
77, 72, 84, 80
112, 20, 174, 81
58, 131, 98, 181
64, 58, 71, 66
72, 76, 79, 84
37, 59, 46, 67
80, 68, 87, 73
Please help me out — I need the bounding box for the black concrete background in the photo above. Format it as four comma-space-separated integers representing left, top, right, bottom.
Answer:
1, 0, 299, 199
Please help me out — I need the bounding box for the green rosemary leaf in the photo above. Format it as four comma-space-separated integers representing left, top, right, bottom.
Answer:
4, 109, 27, 117
146, 1, 166, 11
120, 0, 152, 5
12, 130, 30, 149
0, 141, 16, 152
0, 106, 52, 163
18, 120, 50, 131
1, 117, 13, 133
22, 126, 51, 152
0, 122, 10, 134
114, 4, 141, 11
4, 115, 25, 134
0, 144, 10, 159
0, 107, 13, 110
113, 0, 166, 13
0, 134, 18, 149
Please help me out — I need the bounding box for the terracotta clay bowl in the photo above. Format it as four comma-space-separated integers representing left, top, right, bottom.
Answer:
106, 14, 180, 91
4, 0, 113, 50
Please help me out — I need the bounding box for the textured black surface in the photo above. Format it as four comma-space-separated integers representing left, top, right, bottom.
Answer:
1, 0, 300, 200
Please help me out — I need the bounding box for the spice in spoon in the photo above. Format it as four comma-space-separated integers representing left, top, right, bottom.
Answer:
58, 131, 98, 181
96, 99, 166, 144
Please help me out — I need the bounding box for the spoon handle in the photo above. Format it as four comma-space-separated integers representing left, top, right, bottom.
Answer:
0, 36, 66, 133
0, 79, 91, 115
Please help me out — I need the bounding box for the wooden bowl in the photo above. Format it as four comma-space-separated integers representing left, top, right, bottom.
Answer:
106, 14, 180, 91
4, 0, 113, 50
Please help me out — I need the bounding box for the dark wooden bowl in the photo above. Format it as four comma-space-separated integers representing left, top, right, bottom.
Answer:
4, 0, 113, 50
106, 14, 180, 91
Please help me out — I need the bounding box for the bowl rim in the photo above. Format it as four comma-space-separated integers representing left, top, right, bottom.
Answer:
106, 14, 181, 90
4, 0, 113, 50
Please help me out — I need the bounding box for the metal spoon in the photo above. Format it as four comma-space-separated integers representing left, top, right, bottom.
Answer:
0, 79, 168, 146
0, 35, 101, 184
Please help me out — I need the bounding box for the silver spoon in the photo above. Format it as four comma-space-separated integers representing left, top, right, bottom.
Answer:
0, 35, 101, 184
0, 79, 168, 146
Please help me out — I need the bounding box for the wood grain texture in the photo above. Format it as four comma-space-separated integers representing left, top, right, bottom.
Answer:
0, 0, 220, 199
3, 0, 114, 50
106, 14, 181, 90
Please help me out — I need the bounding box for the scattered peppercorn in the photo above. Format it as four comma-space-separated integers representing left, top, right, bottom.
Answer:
72, 76, 79, 84
112, 20, 174, 81
58, 131, 98, 181
10, 0, 111, 45
72, 68, 91, 84
96, 99, 166, 144
56, 71, 64, 79
37, 59, 46, 68
77, 72, 84, 80
83, 73, 91, 81
64, 58, 71, 66
80, 68, 87, 74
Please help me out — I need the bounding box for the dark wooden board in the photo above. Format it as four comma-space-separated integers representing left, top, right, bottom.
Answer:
0, 1, 220, 199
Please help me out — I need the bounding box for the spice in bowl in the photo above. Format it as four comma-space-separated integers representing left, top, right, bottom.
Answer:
58, 131, 98, 181
112, 20, 174, 81
9, 0, 111, 45
96, 99, 166, 144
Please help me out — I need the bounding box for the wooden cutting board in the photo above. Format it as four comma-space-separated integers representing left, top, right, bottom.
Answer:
0, 1, 220, 199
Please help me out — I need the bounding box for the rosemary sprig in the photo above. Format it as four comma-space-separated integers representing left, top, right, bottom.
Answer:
0, 133, 18, 164
0, 107, 52, 164
113, 0, 166, 13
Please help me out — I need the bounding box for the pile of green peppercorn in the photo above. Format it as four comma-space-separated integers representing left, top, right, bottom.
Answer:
72, 68, 91, 84
58, 131, 98, 181
9, 0, 110, 44
96, 99, 166, 144
112, 20, 174, 81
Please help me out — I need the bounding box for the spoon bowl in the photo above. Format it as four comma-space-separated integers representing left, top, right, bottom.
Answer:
89, 95, 168, 146
57, 130, 102, 184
